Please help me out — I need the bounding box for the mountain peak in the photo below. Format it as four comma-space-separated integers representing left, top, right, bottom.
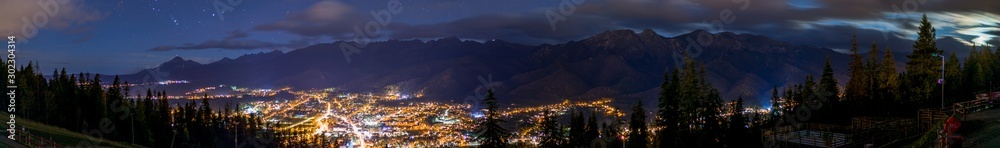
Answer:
591, 29, 637, 38
586, 29, 640, 43
157, 56, 202, 72
681, 29, 712, 37
168, 56, 185, 62
638, 29, 659, 37
438, 36, 462, 42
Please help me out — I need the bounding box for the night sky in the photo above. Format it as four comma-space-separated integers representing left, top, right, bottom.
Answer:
2, 0, 998, 74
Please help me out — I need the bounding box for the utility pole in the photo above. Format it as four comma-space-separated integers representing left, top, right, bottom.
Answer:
235, 121, 239, 148
131, 111, 135, 145
171, 129, 177, 148
934, 53, 945, 109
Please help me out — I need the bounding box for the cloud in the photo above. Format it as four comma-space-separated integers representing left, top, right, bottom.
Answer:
252, 0, 999, 50
390, 13, 619, 44
0, 0, 104, 40
304, 1, 354, 22
148, 38, 313, 51
254, 0, 368, 38
223, 30, 249, 40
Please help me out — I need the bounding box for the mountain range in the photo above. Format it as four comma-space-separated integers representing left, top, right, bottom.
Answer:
119, 29, 947, 106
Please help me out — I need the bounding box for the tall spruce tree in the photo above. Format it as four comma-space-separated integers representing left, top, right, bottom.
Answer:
819, 56, 839, 103
585, 113, 600, 143
627, 101, 649, 148
880, 47, 900, 105
944, 52, 962, 103
904, 14, 943, 107
475, 89, 510, 148
569, 111, 586, 147
655, 68, 680, 148
726, 97, 748, 147
539, 110, 564, 148
846, 35, 867, 107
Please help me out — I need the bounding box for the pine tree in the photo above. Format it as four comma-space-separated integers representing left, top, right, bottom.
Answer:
964, 45, 985, 93
603, 122, 624, 148
726, 97, 748, 147
880, 47, 900, 105
475, 89, 510, 148
585, 113, 600, 143
627, 101, 649, 148
539, 110, 564, 148
655, 68, 680, 148
980, 46, 994, 90
770, 86, 781, 122
846, 35, 867, 106
568, 111, 586, 147
701, 89, 724, 147
944, 52, 962, 103
803, 75, 817, 108
819, 56, 839, 103
667, 55, 727, 147
865, 43, 881, 107
817, 56, 841, 120
904, 14, 942, 107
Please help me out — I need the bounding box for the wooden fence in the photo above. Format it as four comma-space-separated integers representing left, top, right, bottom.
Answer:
762, 118, 918, 148
12, 128, 60, 147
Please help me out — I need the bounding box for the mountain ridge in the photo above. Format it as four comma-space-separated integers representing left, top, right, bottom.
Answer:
125, 29, 856, 106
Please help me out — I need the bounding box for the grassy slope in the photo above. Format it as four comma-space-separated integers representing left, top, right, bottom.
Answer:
0, 112, 141, 147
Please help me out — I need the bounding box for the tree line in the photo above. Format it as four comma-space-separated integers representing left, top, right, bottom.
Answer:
841, 14, 998, 117
474, 14, 998, 148
3, 64, 337, 147
474, 55, 758, 148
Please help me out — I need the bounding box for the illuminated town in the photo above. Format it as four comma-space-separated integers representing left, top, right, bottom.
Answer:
102, 79, 784, 147
216, 86, 634, 147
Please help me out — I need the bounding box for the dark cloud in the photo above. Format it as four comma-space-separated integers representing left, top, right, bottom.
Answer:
224, 30, 249, 40
390, 14, 618, 45
249, 0, 997, 49
0, 0, 105, 40
254, 0, 370, 38
147, 38, 312, 51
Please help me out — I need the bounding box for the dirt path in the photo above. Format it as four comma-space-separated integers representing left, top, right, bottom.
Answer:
959, 108, 1000, 147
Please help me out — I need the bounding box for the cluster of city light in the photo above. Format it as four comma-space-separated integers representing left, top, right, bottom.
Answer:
206, 85, 642, 147
97, 80, 189, 88
242, 88, 473, 147
176, 85, 291, 99
137, 82, 779, 147
500, 99, 624, 118
494, 98, 627, 144
184, 86, 218, 95
235, 87, 627, 147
